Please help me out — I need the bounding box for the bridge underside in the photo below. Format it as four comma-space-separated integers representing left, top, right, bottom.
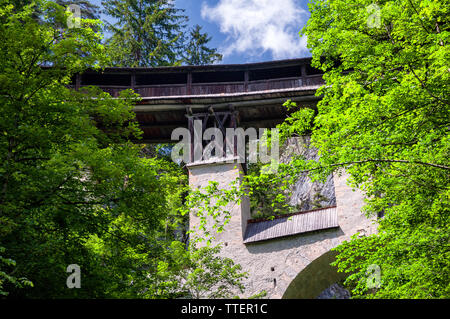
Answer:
134, 87, 320, 143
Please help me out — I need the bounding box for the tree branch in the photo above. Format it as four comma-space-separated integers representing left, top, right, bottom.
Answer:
301, 158, 450, 173
408, 64, 450, 106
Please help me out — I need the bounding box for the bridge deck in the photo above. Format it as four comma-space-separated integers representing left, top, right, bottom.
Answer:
73, 58, 324, 142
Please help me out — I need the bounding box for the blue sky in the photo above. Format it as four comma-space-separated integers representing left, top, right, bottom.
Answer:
177, 0, 311, 64
93, 0, 311, 64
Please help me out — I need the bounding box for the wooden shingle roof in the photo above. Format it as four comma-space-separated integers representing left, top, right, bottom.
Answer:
243, 206, 338, 244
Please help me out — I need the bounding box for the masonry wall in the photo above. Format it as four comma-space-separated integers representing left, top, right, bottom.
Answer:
188, 160, 377, 299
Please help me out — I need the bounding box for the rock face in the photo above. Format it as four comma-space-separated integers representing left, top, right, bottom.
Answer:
317, 283, 351, 299
281, 136, 336, 211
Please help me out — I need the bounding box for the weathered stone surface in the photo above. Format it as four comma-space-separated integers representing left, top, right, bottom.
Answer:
187, 139, 378, 299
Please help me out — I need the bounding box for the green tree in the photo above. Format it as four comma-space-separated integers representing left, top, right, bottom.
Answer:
136, 242, 247, 299
0, 0, 185, 298
0, 0, 246, 299
57, 0, 101, 20
279, 0, 449, 298
0, 247, 33, 296
8, 0, 100, 21
183, 24, 222, 66
102, 0, 188, 67
246, 161, 295, 219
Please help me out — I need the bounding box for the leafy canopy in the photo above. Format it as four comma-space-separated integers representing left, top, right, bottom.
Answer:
0, 0, 244, 298
277, 0, 449, 298
102, 0, 222, 67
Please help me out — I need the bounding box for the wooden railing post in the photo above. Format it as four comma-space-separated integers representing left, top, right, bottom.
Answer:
301, 64, 307, 86
187, 72, 192, 95
244, 70, 249, 92
75, 73, 81, 90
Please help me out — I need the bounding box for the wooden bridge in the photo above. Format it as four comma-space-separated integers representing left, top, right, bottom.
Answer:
72, 57, 324, 143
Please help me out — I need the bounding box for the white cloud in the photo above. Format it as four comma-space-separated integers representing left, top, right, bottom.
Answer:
201, 0, 309, 60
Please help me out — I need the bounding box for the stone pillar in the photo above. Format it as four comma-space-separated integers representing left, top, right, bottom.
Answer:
332, 171, 377, 238
187, 157, 251, 245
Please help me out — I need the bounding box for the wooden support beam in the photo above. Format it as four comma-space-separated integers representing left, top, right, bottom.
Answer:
138, 123, 186, 130
131, 72, 136, 90
242, 118, 285, 127
244, 71, 249, 92
187, 114, 194, 163
134, 94, 320, 112
75, 73, 81, 90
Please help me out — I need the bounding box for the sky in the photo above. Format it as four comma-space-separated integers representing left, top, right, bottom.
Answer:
176, 0, 311, 64
92, 0, 312, 65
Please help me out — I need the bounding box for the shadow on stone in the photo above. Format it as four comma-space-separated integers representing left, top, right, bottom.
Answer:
244, 227, 345, 255
282, 250, 348, 299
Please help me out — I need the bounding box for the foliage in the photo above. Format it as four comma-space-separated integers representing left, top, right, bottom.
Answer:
102, 0, 222, 67
102, 0, 188, 67
183, 24, 222, 66
140, 242, 247, 299
181, 180, 239, 244
277, 0, 450, 298
0, 0, 247, 299
246, 161, 296, 219
0, 247, 33, 296
57, 0, 101, 20
0, 0, 184, 298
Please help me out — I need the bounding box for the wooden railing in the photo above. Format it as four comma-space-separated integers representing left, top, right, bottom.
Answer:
72, 59, 325, 98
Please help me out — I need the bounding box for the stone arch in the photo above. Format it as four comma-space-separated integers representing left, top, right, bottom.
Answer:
282, 250, 347, 299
